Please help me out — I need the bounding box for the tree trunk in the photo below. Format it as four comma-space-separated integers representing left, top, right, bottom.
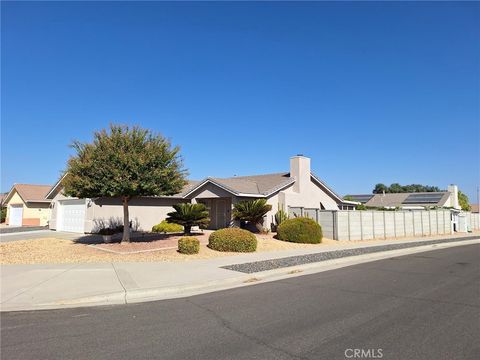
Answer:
122, 196, 130, 243
255, 222, 264, 233
184, 225, 192, 236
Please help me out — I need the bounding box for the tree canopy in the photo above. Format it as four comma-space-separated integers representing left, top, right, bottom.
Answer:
63, 124, 187, 242
458, 191, 471, 211
373, 183, 442, 194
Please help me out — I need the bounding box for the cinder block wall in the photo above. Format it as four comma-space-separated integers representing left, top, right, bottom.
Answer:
316, 209, 476, 241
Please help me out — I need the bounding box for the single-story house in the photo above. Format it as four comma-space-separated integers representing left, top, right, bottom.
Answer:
3, 184, 52, 226
46, 155, 357, 233
347, 185, 461, 210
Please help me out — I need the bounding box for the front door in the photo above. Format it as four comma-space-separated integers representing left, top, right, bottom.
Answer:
197, 198, 231, 229
215, 199, 227, 229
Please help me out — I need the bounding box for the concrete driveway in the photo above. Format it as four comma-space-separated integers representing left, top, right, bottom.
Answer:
0, 230, 83, 243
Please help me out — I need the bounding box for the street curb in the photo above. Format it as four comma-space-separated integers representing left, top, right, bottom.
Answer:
5, 238, 476, 312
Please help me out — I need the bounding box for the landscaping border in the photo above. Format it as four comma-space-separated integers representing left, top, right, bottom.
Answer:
222, 236, 480, 273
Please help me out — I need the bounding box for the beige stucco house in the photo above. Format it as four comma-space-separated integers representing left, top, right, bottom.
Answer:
3, 184, 52, 226
47, 155, 357, 233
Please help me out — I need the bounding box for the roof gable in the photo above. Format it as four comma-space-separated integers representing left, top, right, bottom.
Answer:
4, 184, 52, 204
182, 173, 295, 198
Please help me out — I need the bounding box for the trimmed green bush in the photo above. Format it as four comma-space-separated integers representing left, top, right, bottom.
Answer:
152, 220, 183, 233
276, 217, 322, 244
208, 228, 257, 252
178, 237, 200, 254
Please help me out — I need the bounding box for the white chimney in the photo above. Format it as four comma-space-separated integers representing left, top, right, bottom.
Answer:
447, 184, 460, 210
290, 155, 311, 193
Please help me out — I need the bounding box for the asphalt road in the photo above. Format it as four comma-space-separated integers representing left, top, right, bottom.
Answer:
2, 244, 479, 360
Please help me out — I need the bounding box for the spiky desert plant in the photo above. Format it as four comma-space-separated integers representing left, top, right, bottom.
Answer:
274, 208, 289, 226
166, 203, 210, 235
233, 199, 272, 232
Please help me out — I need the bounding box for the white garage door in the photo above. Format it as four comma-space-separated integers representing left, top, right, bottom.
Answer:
58, 199, 86, 233
9, 205, 23, 226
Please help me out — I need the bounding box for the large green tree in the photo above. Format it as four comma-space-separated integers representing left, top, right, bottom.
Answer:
63, 124, 187, 243
458, 191, 471, 211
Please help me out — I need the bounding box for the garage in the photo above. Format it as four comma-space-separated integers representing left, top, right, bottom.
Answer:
9, 205, 23, 226
57, 199, 86, 233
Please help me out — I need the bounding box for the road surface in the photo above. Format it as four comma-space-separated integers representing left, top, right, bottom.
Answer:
2, 244, 479, 360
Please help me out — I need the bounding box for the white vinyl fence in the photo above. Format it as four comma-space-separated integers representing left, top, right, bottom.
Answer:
289, 207, 480, 241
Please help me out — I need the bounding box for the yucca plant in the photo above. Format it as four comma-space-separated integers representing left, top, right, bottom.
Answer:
166, 203, 210, 235
233, 199, 272, 232
274, 209, 289, 226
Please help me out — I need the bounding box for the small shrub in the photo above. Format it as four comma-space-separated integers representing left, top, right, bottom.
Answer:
152, 220, 183, 233
276, 217, 322, 244
208, 228, 257, 252
178, 237, 200, 254
98, 228, 116, 236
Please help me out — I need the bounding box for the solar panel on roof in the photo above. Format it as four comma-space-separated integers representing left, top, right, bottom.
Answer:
402, 193, 444, 204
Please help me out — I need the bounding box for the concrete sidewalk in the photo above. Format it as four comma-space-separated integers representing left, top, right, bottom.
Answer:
1, 235, 479, 312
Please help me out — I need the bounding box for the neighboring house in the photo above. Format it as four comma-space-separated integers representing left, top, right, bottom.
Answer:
0, 192, 7, 205
348, 185, 461, 210
470, 204, 479, 213
3, 184, 52, 226
0, 192, 7, 223
47, 155, 357, 233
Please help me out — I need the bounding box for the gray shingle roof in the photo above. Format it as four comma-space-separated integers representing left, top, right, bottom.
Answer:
212, 173, 292, 195
182, 173, 294, 197
355, 192, 451, 208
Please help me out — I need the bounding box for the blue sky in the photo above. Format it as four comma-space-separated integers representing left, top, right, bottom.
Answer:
1, 1, 479, 200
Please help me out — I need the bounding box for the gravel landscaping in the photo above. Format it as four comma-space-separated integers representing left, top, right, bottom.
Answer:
92, 231, 210, 254
0, 233, 336, 264
1, 231, 477, 265
222, 236, 480, 273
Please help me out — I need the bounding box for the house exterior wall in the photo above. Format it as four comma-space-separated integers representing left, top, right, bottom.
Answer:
87, 197, 186, 233
49, 191, 185, 233
5, 191, 50, 226
23, 203, 50, 226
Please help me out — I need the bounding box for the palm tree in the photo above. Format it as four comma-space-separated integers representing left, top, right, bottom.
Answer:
233, 199, 272, 232
166, 203, 210, 235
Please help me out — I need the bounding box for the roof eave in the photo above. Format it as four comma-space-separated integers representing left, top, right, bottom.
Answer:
341, 200, 361, 205
2, 185, 25, 205
262, 178, 296, 197
182, 178, 241, 198
310, 173, 344, 203
45, 173, 68, 199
